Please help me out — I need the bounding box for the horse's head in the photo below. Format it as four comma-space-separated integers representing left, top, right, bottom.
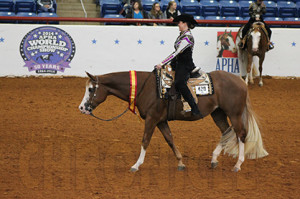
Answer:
250, 23, 264, 52
217, 31, 237, 54
78, 72, 108, 115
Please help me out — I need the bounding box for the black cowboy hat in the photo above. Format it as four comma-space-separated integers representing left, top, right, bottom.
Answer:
173, 13, 198, 25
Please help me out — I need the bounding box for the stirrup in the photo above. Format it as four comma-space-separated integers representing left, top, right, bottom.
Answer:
267, 42, 274, 51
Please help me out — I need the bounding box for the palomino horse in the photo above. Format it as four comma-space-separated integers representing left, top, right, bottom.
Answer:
217, 30, 237, 57
237, 22, 268, 86
79, 70, 268, 172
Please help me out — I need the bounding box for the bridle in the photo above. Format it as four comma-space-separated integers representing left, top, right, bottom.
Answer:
85, 70, 154, 122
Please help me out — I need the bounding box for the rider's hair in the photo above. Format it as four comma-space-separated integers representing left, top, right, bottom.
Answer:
187, 22, 195, 29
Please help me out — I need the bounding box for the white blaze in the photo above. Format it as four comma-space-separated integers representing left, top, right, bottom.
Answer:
251, 31, 261, 51
228, 36, 237, 53
79, 82, 93, 114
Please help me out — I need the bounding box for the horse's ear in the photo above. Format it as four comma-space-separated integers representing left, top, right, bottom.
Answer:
85, 71, 97, 82
224, 29, 227, 33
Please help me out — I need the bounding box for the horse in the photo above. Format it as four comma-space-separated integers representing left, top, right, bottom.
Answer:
237, 22, 268, 86
79, 70, 268, 173
36, 53, 53, 63
217, 30, 237, 57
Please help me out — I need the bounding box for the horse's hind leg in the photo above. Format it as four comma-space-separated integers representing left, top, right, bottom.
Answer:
157, 121, 185, 171
130, 116, 157, 172
210, 108, 230, 169
230, 115, 247, 172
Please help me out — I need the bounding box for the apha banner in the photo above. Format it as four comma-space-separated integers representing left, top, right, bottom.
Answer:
216, 30, 239, 75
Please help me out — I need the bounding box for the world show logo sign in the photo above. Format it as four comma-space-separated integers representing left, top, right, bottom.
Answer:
20, 26, 76, 74
216, 30, 239, 75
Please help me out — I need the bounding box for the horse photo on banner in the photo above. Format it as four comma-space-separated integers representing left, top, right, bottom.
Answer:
216, 30, 239, 75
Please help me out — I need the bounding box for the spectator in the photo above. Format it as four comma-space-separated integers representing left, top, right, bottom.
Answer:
120, 0, 135, 16
126, 1, 148, 26
148, 2, 165, 26
164, 1, 181, 26
37, 0, 55, 13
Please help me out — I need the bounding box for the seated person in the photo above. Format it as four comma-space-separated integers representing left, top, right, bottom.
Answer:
125, 1, 148, 26
37, 0, 55, 13
163, 1, 181, 26
148, 2, 165, 26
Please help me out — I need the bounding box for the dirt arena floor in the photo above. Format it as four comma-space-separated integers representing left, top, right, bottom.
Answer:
0, 76, 299, 199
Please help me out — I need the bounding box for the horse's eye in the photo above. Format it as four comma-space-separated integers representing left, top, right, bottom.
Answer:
88, 88, 93, 92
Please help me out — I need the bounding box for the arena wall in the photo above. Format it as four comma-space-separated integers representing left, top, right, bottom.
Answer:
0, 24, 299, 77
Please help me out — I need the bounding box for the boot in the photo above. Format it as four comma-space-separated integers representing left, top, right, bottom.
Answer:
187, 97, 203, 118
267, 41, 274, 51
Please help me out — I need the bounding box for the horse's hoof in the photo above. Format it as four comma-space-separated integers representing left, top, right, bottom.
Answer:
232, 167, 240, 172
130, 167, 138, 173
177, 165, 186, 171
211, 162, 218, 169
259, 82, 263, 87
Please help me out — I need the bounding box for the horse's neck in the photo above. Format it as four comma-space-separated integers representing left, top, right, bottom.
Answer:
100, 72, 131, 101
100, 72, 154, 103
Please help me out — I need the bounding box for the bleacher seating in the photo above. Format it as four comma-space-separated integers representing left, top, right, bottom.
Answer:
100, 0, 122, 17
284, 17, 300, 27
265, 1, 278, 17
16, 11, 36, 23
225, 16, 244, 26
296, 1, 300, 16
205, 15, 226, 26
194, 15, 205, 26
0, 11, 15, 23
201, 0, 220, 17
264, 16, 284, 27
104, 14, 125, 25
277, 1, 297, 17
219, 0, 239, 17
0, 0, 14, 12
141, 0, 159, 12
181, 0, 201, 16
15, 0, 36, 13
37, 12, 58, 24
239, 0, 253, 18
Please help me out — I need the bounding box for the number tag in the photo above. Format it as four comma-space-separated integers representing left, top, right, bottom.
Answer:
195, 85, 209, 95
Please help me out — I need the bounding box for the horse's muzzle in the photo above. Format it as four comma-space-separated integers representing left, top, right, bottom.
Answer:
79, 105, 91, 115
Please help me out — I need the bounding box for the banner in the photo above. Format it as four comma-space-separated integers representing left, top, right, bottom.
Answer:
0, 24, 299, 77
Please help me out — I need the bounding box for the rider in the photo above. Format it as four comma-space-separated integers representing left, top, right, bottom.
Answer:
155, 14, 202, 117
238, 0, 274, 50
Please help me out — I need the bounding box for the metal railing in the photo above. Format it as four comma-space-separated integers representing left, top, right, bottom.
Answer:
0, 17, 300, 26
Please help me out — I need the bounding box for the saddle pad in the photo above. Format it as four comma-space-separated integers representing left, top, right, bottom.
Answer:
157, 65, 214, 99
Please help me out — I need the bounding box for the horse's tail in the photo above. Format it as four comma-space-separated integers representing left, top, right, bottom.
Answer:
221, 92, 268, 159
242, 93, 268, 159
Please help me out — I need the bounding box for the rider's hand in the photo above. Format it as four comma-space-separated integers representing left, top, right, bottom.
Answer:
155, 64, 162, 69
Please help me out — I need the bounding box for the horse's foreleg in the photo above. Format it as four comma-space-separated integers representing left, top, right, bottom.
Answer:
130, 116, 156, 172
258, 55, 265, 87
245, 54, 253, 85
157, 121, 185, 171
